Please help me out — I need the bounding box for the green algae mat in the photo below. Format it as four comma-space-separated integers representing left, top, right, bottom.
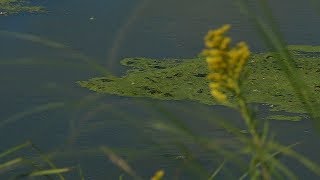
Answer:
78, 45, 320, 119
0, 0, 44, 15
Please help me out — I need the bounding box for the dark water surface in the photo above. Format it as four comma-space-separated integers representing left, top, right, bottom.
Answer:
1, 0, 320, 179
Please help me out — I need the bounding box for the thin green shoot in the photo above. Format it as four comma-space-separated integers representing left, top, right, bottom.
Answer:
208, 160, 226, 180
28, 168, 72, 177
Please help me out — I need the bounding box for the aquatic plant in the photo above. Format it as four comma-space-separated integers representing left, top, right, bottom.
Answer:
0, 0, 44, 14
0, 141, 76, 179
78, 46, 320, 119
1, 0, 320, 179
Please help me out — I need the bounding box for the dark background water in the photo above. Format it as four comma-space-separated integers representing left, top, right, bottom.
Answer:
1, 0, 320, 179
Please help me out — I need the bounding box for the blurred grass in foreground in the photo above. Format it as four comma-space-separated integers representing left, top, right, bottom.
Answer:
0, 141, 75, 179
1, 0, 320, 179
200, 22, 320, 179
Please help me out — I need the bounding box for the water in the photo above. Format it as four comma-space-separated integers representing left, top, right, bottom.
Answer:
1, 0, 320, 179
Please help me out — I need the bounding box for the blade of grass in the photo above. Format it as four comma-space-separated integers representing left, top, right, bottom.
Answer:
268, 157, 298, 180
0, 30, 113, 77
236, 0, 320, 127
77, 164, 85, 180
239, 142, 300, 179
151, 121, 236, 179
0, 57, 92, 70
30, 143, 66, 180
0, 141, 57, 179
119, 174, 124, 180
168, 103, 249, 174
106, 0, 150, 69
0, 102, 65, 128
28, 168, 72, 177
0, 141, 31, 159
143, 101, 247, 176
15, 156, 55, 180
208, 160, 226, 180
150, 110, 248, 179
100, 146, 142, 180
0, 158, 23, 173
269, 142, 320, 176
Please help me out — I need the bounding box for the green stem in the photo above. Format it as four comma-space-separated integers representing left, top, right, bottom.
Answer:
234, 85, 271, 180
235, 86, 258, 141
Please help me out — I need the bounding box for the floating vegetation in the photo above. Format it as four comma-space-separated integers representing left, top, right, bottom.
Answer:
78, 45, 320, 118
0, 0, 44, 15
266, 115, 302, 121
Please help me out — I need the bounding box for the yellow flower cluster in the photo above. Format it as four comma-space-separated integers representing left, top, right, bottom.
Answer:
150, 170, 164, 180
202, 24, 250, 103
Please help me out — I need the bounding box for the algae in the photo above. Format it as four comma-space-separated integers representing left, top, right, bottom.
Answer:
78, 45, 320, 118
266, 115, 302, 121
288, 45, 320, 52
0, 0, 44, 15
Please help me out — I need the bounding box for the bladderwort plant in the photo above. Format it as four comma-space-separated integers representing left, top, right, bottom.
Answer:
201, 24, 320, 179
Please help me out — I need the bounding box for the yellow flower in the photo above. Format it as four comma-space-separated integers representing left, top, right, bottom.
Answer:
206, 56, 226, 70
211, 24, 231, 36
211, 90, 227, 102
209, 82, 221, 89
226, 78, 237, 89
219, 37, 231, 50
202, 24, 251, 103
205, 24, 231, 48
207, 73, 225, 81
151, 170, 165, 180
208, 49, 225, 57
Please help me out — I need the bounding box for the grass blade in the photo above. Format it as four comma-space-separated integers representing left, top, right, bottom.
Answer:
0, 30, 113, 76
28, 168, 72, 177
236, 0, 320, 128
77, 164, 85, 180
100, 146, 142, 180
30, 143, 66, 180
269, 142, 320, 176
0, 141, 31, 159
0, 102, 65, 128
268, 157, 297, 180
239, 142, 299, 179
208, 160, 226, 180
0, 158, 23, 173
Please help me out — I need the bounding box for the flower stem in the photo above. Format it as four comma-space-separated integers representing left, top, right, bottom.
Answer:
235, 85, 270, 180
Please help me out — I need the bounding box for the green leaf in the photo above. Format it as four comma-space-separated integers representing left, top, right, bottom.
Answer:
0, 141, 31, 159
0, 158, 23, 172
29, 168, 72, 177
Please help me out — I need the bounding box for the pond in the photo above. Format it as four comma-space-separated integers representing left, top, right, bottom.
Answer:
1, 0, 320, 179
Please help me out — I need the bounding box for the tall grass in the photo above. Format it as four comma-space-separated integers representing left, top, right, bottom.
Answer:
0, 141, 74, 179
236, 0, 320, 127
1, 0, 320, 179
